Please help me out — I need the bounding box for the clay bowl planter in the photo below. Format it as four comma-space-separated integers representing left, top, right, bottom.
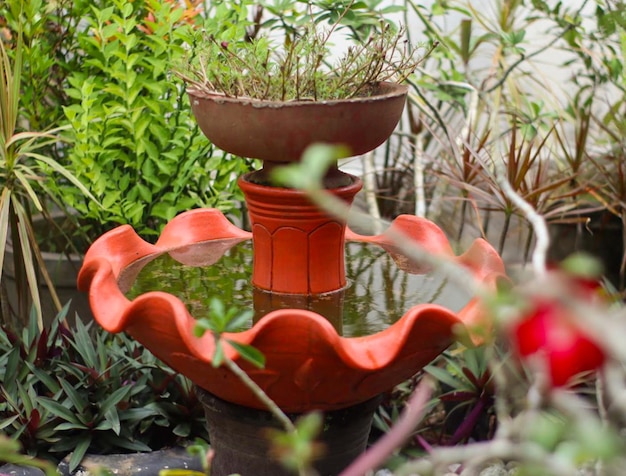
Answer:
187, 82, 409, 165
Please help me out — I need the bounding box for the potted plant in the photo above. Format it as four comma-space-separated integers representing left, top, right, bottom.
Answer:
541, 2, 626, 290
0, 306, 208, 474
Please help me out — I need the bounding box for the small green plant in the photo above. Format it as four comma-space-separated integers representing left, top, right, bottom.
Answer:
266, 412, 325, 474
424, 345, 495, 445
0, 0, 96, 156
193, 297, 261, 369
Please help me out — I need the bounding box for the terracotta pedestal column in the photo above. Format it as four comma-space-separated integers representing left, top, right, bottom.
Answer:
239, 171, 363, 295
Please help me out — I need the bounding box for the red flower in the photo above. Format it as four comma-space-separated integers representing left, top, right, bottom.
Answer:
511, 299, 605, 387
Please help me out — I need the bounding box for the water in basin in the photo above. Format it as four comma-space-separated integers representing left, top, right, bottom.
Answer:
123, 241, 473, 338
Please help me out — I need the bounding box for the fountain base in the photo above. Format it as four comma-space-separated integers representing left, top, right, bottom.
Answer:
197, 388, 381, 476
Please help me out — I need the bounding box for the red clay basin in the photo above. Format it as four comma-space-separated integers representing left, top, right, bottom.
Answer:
78, 208, 505, 412
188, 82, 408, 163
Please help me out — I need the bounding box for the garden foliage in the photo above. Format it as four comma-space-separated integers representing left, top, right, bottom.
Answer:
0, 305, 208, 473
60, 0, 251, 240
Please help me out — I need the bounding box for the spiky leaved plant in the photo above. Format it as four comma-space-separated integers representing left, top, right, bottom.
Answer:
0, 31, 93, 330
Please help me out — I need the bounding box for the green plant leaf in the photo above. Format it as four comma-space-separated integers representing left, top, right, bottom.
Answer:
54, 422, 89, 431
424, 364, 463, 390
71, 318, 98, 369
14, 201, 43, 327
223, 309, 254, 333
0, 189, 11, 284
173, 422, 191, 437
16, 382, 34, 416
227, 340, 266, 369
271, 143, 351, 190
118, 406, 162, 421
99, 433, 152, 452
100, 385, 133, 416
3, 347, 20, 393
37, 398, 81, 425
68, 435, 92, 473
58, 378, 89, 415
0, 415, 19, 431
103, 406, 121, 436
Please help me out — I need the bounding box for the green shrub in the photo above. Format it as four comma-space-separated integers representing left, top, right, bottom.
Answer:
60, 0, 253, 241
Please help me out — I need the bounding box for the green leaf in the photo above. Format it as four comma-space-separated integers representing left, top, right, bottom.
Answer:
3, 347, 20, 393
295, 412, 323, 440
37, 398, 81, 424
0, 189, 11, 286
121, 2, 133, 18
103, 406, 121, 435
0, 415, 19, 431
70, 318, 98, 369
271, 143, 351, 190
58, 378, 89, 414
223, 309, 254, 333
54, 422, 89, 431
119, 407, 162, 421
16, 383, 34, 416
102, 23, 120, 41
424, 364, 463, 389
193, 320, 212, 338
460, 19, 471, 64
173, 422, 191, 437
26, 363, 60, 394
101, 385, 132, 416
14, 201, 43, 327
136, 183, 153, 202
68, 436, 92, 473
227, 340, 266, 369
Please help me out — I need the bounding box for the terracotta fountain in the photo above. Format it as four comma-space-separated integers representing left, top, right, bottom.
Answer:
78, 82, 505, 475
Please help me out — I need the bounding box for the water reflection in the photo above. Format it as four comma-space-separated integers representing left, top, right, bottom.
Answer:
125, 242, 472, 338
